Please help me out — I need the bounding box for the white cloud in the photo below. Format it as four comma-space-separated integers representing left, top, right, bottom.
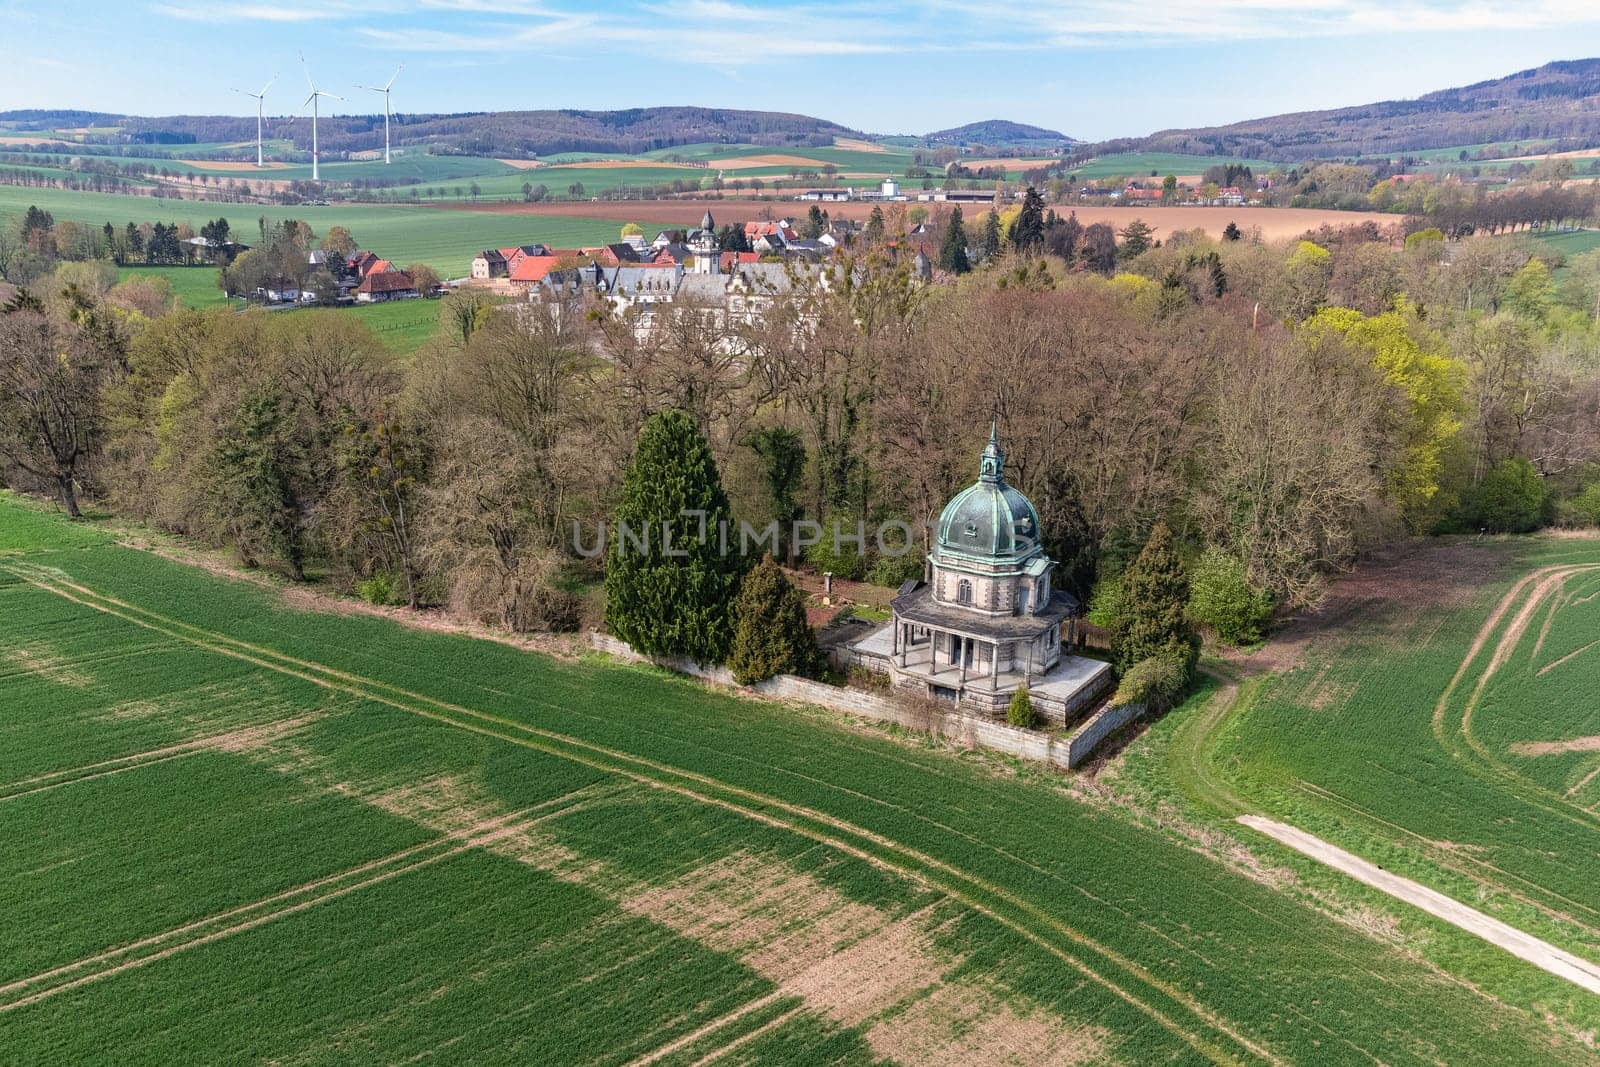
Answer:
153, 2, 358, 21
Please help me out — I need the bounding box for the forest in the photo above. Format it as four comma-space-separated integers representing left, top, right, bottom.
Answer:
1106, 58, 1600, 159
3, 203, 1600, 654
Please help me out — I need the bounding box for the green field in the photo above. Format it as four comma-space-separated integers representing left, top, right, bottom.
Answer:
0, 186, 629, 276
116, 265, 232, 310
0, 494, 1596, 1062
1123, 535, 1600, 979
1529, 228, 1600, 260
112, 266, 444, 354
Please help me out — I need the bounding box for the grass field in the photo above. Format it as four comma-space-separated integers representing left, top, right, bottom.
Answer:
1, 494, 1597, 1062
1529, 228, 1600, 260
115, 265, 232, 310
1120, 535, 1600, 985
0, 186, 631, 276
112, 266, 444, 354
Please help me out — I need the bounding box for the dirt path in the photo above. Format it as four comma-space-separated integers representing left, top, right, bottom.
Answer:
1238, 816, 1600, 997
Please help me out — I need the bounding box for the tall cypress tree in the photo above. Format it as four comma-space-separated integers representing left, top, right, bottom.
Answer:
1108, 522, 1199, 677
727, 556, 821, 684
939, 206, 971, 275
1009, 187, 1046, 254
605, 410, 744, 663
864, 205, 886, 244
980, 210, 1001, 261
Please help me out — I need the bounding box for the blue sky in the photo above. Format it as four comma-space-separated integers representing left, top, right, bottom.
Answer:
5, 1, 1600, 140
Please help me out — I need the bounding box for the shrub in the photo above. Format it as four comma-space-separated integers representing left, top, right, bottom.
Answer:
1572, 482, 1600, 528
728, 557, 822, 685
1460, 458, 1550, 534
865, 551, 922, 589
356, 572, 403, 606
1187, 547, 1274, 646
1404, 227, 1445, 251
1085, 574, 1123, 629
533, 587, 583, 633
1007, 684, 1036, 729
804, 537, 868, 581
1112, 652, 1189, 710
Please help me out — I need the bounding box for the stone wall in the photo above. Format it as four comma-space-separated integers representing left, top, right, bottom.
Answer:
1064, 702, 1147, 768
587, 631, 1128, 771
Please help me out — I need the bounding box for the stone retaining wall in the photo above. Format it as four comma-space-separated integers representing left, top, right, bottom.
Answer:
1064, 701, 1147, 768
588, 632, 1135, 771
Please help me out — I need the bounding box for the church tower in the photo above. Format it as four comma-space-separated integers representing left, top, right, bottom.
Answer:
690, 209, 720, 275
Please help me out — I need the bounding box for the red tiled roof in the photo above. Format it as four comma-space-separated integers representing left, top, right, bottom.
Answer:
508, 257, 559, 283
356, 270, 416, 294
719, 251, 760, 270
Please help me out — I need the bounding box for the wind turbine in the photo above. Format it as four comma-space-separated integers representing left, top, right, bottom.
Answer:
231, 76, 276, 168
299, 52, 342, 182
358, 66, 403, 166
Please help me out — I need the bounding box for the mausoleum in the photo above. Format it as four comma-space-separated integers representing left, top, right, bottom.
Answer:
848, 421, 1111, 724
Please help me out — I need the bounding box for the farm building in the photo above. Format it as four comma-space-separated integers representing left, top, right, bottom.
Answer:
849, 422, 1109, 724
355, 270, 420, 303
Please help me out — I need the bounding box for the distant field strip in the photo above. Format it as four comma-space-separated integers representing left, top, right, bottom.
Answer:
0, 784, 613, 1012
1240, 816, 1600, 996
3, 561, 1276, 1066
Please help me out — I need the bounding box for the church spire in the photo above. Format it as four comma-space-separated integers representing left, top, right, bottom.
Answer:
979, 415, 1004, 484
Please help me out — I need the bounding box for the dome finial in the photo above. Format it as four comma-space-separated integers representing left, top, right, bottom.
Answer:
980, 414, 1004, 484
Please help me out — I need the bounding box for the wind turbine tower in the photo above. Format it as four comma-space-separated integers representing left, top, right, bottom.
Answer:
299, 53, 343, 182
231, 76, 276, 168
359, 66, 403, 165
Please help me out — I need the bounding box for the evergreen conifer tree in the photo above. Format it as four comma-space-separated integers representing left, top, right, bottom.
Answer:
727, 556, 821, 684
1109, 522, 1199, 677
864, 205, 886, 244
980, 209, 1002, 260
1008, 187, 1046, 253
605, 410, 743, 663
1007, 683, 1036, 728
939, 206, 971, 274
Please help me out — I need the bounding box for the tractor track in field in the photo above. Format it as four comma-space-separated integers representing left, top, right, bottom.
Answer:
0, 710, 348, 803
3, 562, 1279, 1067
0, 783, 612, 1012
1435, 563, 1600, 836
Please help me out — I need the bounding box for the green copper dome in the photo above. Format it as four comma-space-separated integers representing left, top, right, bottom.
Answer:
934, 420, 1042, 561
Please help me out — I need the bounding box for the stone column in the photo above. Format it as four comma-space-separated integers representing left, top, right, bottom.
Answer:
991, 641, 1001, 686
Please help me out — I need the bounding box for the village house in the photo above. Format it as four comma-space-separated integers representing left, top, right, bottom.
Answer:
355, 270, 420, 303
847, 422, 1111, 725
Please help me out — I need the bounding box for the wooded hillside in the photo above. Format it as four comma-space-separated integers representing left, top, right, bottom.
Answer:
1096, 58, 1600, 159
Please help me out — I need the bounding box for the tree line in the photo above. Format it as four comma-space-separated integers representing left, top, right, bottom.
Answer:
4, 207, 1600, 686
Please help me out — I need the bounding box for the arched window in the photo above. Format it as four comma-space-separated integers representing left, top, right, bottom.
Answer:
957, 579, 972, 605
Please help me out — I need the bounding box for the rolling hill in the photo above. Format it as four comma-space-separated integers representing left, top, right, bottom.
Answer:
1095, 58, 1600, 160
0, 107, 859, 160
924, 119, 1076, 147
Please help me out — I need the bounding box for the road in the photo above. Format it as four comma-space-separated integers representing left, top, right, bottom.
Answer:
1238, 815, 1600, 997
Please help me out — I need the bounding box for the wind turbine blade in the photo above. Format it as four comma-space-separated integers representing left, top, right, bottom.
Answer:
261, 75, 276, 96
304, 91, 317, 109
299, 51, 315, 92
385, 65, 402, 91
